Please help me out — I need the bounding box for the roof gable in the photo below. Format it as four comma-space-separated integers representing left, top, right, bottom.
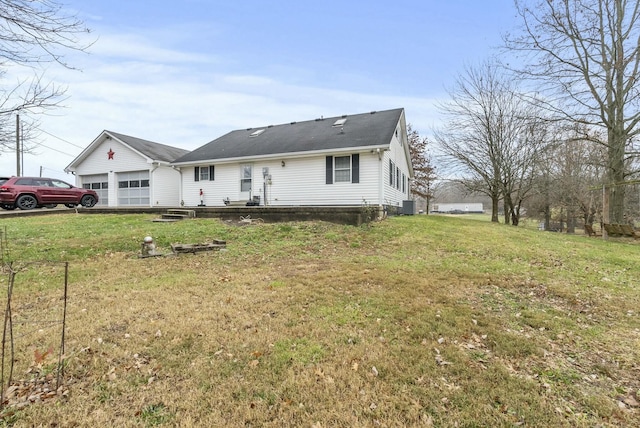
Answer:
173, 108, 404, 164
65, 130, 190, 172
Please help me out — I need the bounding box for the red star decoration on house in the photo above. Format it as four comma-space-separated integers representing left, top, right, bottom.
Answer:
107, 148, 115, 160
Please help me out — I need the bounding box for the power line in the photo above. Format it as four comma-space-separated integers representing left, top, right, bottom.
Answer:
38, 129, 85, 150
29, 140, 76, 157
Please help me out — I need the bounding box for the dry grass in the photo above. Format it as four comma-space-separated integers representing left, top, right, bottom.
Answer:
0, 213, 639, 427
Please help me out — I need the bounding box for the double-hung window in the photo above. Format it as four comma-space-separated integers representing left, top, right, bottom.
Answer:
325, 154, 359, 184
334, 156, 351, 182
194, 166, 215, 182
241, 164, 252, 191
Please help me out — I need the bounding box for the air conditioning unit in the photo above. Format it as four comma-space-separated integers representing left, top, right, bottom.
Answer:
402, 200, 415, 215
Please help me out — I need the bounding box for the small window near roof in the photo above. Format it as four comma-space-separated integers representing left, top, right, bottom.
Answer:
332, 118, 347, 127
250, 129, 265, 137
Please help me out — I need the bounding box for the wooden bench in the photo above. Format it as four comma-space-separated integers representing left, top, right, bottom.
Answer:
603, 223, 622, 236
619, 224, 639, 239
603, 223, 639, 238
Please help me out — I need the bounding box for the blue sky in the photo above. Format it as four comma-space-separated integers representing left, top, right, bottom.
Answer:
2, 0, 518, 180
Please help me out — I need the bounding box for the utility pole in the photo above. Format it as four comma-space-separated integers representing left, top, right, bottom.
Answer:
21, 122, 24, 176
15, 114, 20, 176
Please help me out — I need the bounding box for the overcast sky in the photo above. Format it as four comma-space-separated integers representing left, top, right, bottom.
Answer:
1, 0, 518, 180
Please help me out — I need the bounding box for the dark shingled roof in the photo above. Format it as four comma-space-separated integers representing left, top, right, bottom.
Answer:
173, 108, 404, 164
107, 131, 190, 162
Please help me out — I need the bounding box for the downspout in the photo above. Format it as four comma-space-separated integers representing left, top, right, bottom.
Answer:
172, 166, 183, 206
150, 162, 159, 206
377, 148, 384, 209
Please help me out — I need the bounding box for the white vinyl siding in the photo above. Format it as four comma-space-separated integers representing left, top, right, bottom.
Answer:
383, 119, 411, 207
181, 153, 378, 207
71, 137, 184, 207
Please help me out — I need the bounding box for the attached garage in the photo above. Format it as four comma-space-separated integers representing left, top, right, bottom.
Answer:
66, 131, 189, 208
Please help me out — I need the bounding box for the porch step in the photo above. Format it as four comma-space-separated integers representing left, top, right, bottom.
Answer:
167, 209, 196, 218
152, 209, 196, 222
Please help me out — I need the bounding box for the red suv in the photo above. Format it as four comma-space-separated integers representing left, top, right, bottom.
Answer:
0, 176, 99, 210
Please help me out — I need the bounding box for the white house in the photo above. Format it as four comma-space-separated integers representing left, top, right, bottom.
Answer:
64, 108, 413, 211
171, 108, 413, 210
431, 203, 484, 214
65, 131, 189, 207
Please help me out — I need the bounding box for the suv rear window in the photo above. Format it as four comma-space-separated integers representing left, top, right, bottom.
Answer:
15, 178, 36, 185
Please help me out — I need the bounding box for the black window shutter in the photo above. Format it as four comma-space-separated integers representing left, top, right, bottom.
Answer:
389, 160, 393, 185
351, 154, 359, 183
209, 165, 215, 181
326, 156, 333, 184
194, 167, 200, 182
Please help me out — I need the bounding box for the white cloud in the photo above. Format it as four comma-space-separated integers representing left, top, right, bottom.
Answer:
0, 25, 443, 180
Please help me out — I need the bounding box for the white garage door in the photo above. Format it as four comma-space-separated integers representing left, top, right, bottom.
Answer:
81, 174, 108, 206
117, 171, 150, 206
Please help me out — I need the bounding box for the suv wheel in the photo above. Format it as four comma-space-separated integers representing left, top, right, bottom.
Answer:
80, 195, 97, 207
16, 194, 38, 210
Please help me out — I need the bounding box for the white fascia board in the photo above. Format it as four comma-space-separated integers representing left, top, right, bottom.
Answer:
170, 144, 390, 167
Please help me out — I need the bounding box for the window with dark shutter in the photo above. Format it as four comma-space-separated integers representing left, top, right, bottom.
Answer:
194, 167, 200, 182
389, 160, 394, 186
209, 165, 215, 181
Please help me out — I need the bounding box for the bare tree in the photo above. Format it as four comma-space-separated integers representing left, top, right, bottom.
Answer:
0, 0, 90, 154
506, 0, 640, 223
497, 114, 552, 226
434, 61, 548, 224
526, 123, 607, 231
407, 124, 437, 212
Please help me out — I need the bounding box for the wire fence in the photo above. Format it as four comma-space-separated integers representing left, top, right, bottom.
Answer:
0, 227, 69, 412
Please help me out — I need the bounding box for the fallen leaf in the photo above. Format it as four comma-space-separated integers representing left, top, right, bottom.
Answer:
435, 354, 452, 366
33, 347, 53, 364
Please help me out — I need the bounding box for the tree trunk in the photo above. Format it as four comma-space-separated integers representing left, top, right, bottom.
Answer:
544, 204, 551, 231
566, 207, 576, 234
491, 193, 500, 223
607, 106, 627, 222
503, 199, 510, 225
512, 199, 522, 226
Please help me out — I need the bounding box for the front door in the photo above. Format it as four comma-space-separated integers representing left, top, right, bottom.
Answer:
240, 164, 252, 201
